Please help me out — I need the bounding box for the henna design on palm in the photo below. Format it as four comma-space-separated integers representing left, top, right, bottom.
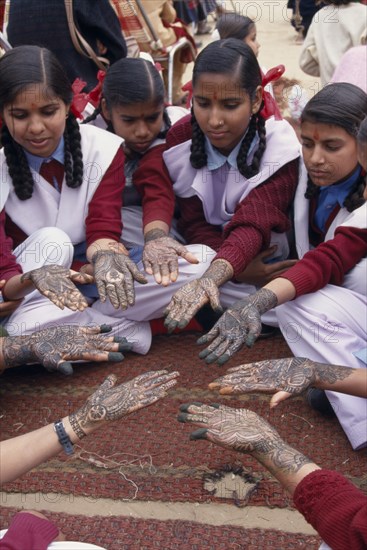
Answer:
70, 370, 179, 436
22, 265, 89, 311
92, 250, 147, 309
143, 235, 198, 285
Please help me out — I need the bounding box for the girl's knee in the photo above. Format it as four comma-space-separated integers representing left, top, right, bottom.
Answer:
15, 227, 74, 268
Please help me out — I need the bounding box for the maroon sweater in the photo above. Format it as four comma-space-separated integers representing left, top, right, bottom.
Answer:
0, 210, 22, 283
165, 116, 299, 278
0, 512, 59, 550
5, 147, 125, 252
294, 469, 367, 550
132, 142, 175, 228
281, 224, 367, 296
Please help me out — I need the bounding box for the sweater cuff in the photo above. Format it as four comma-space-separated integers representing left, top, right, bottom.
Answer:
1, 512, 59, 550
143, 208, 173, 228
279, 270, 313, 297
293, 469, 359, 523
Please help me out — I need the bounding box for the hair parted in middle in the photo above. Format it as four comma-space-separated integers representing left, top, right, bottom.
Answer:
99, 57, 171, 136
190, 38, 265, 179
0, 45, 84, 200
302, 82, 367, 211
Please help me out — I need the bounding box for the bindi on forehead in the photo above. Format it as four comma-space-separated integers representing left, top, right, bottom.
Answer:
313, 128, 320, 140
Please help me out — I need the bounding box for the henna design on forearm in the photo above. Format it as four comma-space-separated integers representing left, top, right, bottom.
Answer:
144, 228, 167, 243
203, 260, 234, 286
180, 404, 313, 475
3, 335, 35, 368
92, 250, 147, 309
239, 288, 278, 316
212, 357, 316, 395
312, 363, 357, 385
263, 442, 313, 474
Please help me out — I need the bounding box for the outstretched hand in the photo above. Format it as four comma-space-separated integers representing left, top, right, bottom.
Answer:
208, 357, 315, 407
143, 236, 198, 286
70, 369, 180, 436
197, 289, 278, 365
21, 265, 92, 312
164, 278, 223, 333
3, 325, 133, 375
178, 403, 314, 479
178, 403, 282, 457
92, 250, 147, 309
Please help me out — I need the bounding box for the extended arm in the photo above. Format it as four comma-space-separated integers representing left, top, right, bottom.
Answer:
209, 358, 367, 406
85, 148, 147, 308
178, 403, 318, 496
178, 403, 367, 550
1, 370, 178, 484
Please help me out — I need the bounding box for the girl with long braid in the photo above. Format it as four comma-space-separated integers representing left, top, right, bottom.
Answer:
0, 46, 214, 355
198, 84, 367, 450
0, 45, 155, 354
162, 39, 300, 333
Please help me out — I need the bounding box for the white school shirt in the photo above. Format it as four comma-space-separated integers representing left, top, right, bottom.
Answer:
293, 162, 367, 295
163, 117, 300, 227
2, 124, 123, 244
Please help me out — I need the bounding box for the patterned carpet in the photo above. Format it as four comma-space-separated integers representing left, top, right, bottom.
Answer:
1, 333, 366, 547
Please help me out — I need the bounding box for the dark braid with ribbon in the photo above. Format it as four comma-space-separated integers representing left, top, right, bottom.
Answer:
189, 39, 284, 178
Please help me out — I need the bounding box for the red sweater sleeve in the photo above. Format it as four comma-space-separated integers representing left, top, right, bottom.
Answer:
0, 210, 22, 282
294, 469, 367, 550
215, 159, 299, 277
133, 143, 175, 227
166, 114, 192, 147
85, 146, 125, 246
280, 225, 367, 296
0, 512, 59, 550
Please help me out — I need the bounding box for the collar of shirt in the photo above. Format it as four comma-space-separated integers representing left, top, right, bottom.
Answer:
205, 130, 258, 171
314, 165, 362, 232
24, 137, 65, 173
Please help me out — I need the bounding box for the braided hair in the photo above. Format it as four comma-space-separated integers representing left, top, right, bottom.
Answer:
0, 45, 83, 200
100, 57, 170, 139
190, 39, 265, 179
301, 82, 367, 212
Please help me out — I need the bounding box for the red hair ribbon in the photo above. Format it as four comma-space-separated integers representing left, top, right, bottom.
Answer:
260, 64, 285, 121
182, 80, 193, 109
70, 70, 106, 120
